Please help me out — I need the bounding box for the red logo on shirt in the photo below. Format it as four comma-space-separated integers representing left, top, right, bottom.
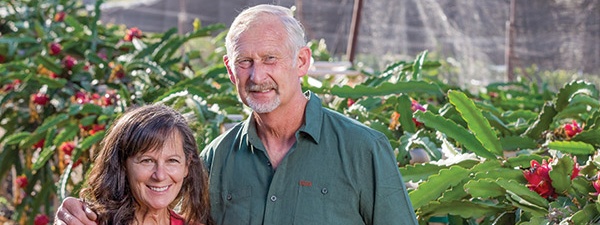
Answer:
299, 180, 312, 187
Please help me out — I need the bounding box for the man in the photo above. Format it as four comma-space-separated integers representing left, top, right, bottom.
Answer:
55, 4, 418, 225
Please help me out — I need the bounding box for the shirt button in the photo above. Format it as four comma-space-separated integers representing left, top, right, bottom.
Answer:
321, 188, 328, 195
270, 195, 277, 202
267, 162, 272, 167
226, 194, 232, 200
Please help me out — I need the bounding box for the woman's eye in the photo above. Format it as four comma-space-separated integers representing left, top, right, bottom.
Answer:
168, 159, 181, 164
140, 158, 153, 164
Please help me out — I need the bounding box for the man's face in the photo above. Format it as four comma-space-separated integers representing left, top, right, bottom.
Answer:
224, 16, 302, 114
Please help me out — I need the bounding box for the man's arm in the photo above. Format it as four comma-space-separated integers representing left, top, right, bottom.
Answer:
54, 197, 98, 225
368, 136, 419, 225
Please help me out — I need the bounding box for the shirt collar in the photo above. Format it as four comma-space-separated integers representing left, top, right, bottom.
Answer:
243, 91, 323, 150
299, 91, 322, 144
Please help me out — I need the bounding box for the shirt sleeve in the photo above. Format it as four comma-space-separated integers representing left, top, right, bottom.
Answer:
364, 135, 419, 225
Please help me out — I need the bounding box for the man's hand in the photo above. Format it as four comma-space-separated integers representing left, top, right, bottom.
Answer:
54, 197, 98, 225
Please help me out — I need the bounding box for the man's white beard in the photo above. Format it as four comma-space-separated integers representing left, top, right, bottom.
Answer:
246, 95, 281, 113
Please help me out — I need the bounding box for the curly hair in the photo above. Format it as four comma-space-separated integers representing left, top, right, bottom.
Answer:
80, 104, 213, 225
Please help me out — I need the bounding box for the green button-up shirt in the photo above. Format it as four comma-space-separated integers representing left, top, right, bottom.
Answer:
201, 92, 417, 225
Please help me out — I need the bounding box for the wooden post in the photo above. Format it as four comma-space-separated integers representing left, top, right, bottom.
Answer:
505, 0, 516, 81
346, 0, 363, 63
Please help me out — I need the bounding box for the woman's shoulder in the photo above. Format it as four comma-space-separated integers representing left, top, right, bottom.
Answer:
169, 210, 186, 225
169, 210, 207, 225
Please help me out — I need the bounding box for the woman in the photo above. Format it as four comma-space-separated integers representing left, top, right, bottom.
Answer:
80, 104, 213, 225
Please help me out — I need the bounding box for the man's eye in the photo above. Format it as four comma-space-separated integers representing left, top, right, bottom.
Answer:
264, 56, 277, 64
237, 59, 252, 68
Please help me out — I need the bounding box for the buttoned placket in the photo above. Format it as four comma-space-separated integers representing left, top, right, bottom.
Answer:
262, 133, 303, 224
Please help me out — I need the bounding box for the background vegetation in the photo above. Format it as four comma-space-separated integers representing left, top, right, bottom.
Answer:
1, 0, 599, 224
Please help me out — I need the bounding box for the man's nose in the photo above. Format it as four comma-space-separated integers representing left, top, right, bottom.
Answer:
250, 62, 268, 83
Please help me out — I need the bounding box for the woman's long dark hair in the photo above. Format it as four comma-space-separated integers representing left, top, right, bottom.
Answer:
80, 104, 213, 225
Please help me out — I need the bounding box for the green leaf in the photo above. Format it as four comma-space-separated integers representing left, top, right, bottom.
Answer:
397, 95, 416, 133
80, 131, 105, 150
572, 128, 600, 147
419, 200, 509, 219
330, 80, 444, 99
0, 37, 37, 44
570, 94, 600, 108
64, 15, 85, 35
505, 154, 546, 169
548, 141, 596, 154
482, 111, 511, 136
500, 135, 538, 151
409, 166, 470, 209
0, 145, 19, 180
554, 80, 599, 112
563, 204, 599, 224
411, 50, 427, 80
399, 163, 446, 183
125, 60, 166, 78
523, 102, 557, 139
464, 179, 505, 198
80, 103, 103, 114
36, 76, 67, 88
35, 55, 63, 74
474, 168, 527, 183
53, 124, 79, 146
448, 90, 503, 156
33, 132, 57, 171
437, 179, 470, 203
153, 37, 184, 62
184, 23, 226, 40
80, 115, 98, 126
496, 179, 549, 213
58, 162, 73, 201
549, 156, 575, 194
4, 132, 31, 145
414, 111, 497, 159
33, 114, 70, 136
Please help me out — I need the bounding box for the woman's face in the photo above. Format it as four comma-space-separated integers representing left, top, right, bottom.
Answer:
126, 131, 188, 212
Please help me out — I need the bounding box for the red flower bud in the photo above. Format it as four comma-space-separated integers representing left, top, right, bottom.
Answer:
594, 172, 600, 196
124, 27, 142, 42
31, 93, 50, 105
59, 141, 76, 156
410, 100, 426, 126
33, 139, 45, 149
89, 124, 106, 135
523, 159, 556, 199
16, 175, 28, 189
489, 92, 499, 98
34, 214, 50, 225
63, 55, 77, 70
347, 98, 355, 107
54, 11, 66, 22
74, 91, 91, 104
564, 120, 582, 138
2, 79, 20, 92
48, 42, 62, 56
411, 99, 426, 112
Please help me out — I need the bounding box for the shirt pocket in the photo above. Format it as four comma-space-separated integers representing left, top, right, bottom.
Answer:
294, 182, 362, 225
221, 185, 252, 225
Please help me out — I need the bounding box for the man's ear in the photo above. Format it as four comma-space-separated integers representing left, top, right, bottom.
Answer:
223, 55, 236, 84
296, 46, 312, 78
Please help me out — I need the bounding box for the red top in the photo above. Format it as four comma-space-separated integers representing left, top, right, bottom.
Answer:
170, 210, 186, 225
